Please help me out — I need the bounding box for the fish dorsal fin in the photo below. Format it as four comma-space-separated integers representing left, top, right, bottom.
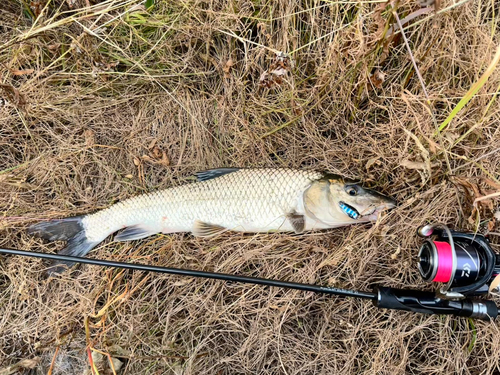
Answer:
192, 220, 227, 237
195, 168, 240, 182
114, 225, 157, 242
287, 212, 305, 234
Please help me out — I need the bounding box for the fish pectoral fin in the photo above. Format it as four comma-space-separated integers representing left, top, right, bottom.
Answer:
114, 225, 157, 242
287, 212, 305, 234
192, 221, 227, 237
195, 168, 240, 182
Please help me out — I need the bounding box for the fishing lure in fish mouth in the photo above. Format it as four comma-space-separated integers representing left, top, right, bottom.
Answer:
339, 201, 360, 220
28, 168, 396, 273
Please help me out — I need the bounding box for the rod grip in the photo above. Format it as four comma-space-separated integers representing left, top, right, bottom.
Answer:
374, 287, 498, 321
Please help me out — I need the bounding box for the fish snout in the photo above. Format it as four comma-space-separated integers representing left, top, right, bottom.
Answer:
367, 188, 397, 210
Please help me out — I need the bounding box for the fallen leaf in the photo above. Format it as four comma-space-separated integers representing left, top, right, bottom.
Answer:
11, 69, 34, 76
161, 150, 170, 166
0, 357, 40, 375
0, 84, 26, 106
482, 177, 500, 190
151, 146, 162, 159
366, 157, 380, 169
84, 129, 95, 147
47, 43, 60, 51
259, 51, 292, 88
400, 159, 427, 170
488, 218, 495, 232
223, 59, 234, 78
147, 138, 157, 150
369, 69, 385, 88
270, 67, 287, 76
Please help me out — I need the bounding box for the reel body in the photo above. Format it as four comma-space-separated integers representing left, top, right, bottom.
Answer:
417, 224, 500, 299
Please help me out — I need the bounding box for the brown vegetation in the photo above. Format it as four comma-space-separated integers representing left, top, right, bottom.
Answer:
1, 0, 500, 373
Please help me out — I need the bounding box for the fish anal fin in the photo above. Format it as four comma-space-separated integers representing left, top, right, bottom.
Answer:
192, 220, 227, 237
195, 168, 240, 182
114, 225, 157, 242
287, 212, 305, 234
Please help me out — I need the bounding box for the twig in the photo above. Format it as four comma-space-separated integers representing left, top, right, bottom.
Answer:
474, 192, 500, 204
392, 3, 430, 103
386, 7, 434, 37
47, 346, 60, 375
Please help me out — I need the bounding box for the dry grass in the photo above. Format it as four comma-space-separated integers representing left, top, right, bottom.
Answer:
1, 0, 500, 373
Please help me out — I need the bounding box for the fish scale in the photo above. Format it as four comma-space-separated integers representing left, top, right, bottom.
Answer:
83, 169, 323, 242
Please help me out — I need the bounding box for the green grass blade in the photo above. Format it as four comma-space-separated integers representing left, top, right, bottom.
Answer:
435, 44, 500, 136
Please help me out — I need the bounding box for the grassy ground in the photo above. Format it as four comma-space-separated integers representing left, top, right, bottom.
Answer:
1, 0, 500, 373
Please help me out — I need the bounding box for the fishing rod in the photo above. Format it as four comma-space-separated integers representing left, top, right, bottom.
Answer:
1, 224, 499, 321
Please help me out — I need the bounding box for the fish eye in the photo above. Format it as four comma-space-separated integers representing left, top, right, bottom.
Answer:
345, 185, 358, 196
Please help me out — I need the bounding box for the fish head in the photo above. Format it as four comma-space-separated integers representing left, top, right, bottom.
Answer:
303, 175, 396, 226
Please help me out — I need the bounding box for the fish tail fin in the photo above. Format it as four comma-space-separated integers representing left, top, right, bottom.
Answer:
28, 216, 99, 274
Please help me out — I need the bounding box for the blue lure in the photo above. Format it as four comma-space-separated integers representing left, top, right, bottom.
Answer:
339, 201, 360, 220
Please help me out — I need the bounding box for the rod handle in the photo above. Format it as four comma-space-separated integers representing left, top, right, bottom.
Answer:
374, 287, 498, 321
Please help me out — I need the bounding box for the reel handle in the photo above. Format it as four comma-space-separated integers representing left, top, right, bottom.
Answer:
374, 287, 498, 321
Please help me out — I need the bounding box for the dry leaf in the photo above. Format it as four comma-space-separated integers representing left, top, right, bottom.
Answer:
488, 218, 496, 232
400, 159, 427, 170
144, 145, 171, 166
161, 150, 170, 166
48, 43, 60, 51
148, 138, 157, 150
133, 157, 141, 166
223, 59, 234, 78
0, 357, 40, 375
11, 69, 34, 76
270, 67, 287, 76
259, 52, 292, 88
366, 157, 380, 169
369, 69, 385, 88
84, 129, 95, 147
0, 84, 26, 106
151, 146, 162, 159
30, 1, 44, 18
482, 178, 500, 190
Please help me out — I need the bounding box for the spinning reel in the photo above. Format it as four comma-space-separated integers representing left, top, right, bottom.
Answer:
1, 223, 499, 320
418, 224, 500, 298
372, 224, 500, 321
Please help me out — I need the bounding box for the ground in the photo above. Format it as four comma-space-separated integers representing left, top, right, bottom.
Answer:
1, 0, 500, 373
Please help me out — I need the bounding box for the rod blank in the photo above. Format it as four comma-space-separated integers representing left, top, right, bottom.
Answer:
0, 248, 377, 300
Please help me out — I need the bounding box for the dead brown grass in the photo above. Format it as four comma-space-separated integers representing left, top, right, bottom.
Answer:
1, 0, 500, 373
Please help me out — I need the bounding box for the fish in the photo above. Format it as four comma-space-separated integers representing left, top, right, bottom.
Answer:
28, 168, 396, 273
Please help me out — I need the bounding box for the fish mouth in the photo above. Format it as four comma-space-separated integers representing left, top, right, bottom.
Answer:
363, 201, 396, 221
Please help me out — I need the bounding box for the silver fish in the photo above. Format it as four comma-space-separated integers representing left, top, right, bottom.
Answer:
28, 168, 396, 272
